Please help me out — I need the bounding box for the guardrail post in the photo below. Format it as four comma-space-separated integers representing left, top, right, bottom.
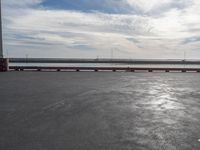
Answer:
131, 69, 135, 72
112, 69, 116, 72
182, 70, 186, 73
148, 70, 153, 72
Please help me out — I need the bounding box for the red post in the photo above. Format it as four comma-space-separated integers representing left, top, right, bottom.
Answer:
0, 58, 9, 72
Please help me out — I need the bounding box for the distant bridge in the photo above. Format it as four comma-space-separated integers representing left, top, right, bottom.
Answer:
9, 58, 200, 65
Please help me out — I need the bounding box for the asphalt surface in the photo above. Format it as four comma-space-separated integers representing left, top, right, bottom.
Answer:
0, 72, 200, 150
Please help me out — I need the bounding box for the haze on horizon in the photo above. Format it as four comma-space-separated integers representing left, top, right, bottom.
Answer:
2, 0, 200, 59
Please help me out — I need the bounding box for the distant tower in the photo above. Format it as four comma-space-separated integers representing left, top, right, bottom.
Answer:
0, 0, 9, 72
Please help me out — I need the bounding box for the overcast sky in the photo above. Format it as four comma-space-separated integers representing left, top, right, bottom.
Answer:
2, 0, 200, 59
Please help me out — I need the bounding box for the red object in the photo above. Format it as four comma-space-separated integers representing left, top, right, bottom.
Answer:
0, 58, 9, 72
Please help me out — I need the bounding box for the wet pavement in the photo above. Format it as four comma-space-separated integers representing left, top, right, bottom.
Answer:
0, 72, 200, 150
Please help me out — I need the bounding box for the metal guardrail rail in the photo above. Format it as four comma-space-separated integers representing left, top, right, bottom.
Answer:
9, 66, 200, 72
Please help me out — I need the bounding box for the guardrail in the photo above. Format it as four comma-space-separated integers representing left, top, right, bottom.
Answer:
9, 66, 200, 73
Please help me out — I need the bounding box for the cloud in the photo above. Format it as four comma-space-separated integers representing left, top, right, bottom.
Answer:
127, 0, 193, 14
127, 38, 140, 43
182, 36, 200, 44
41, 0, 193, 15
2, 0, 200, 58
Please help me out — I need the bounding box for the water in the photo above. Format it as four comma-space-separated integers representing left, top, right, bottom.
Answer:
1, 72, 200, 150
9, 62, 200, 68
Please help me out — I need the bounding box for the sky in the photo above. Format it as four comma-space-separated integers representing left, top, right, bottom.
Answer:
2, 0, 200, 59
